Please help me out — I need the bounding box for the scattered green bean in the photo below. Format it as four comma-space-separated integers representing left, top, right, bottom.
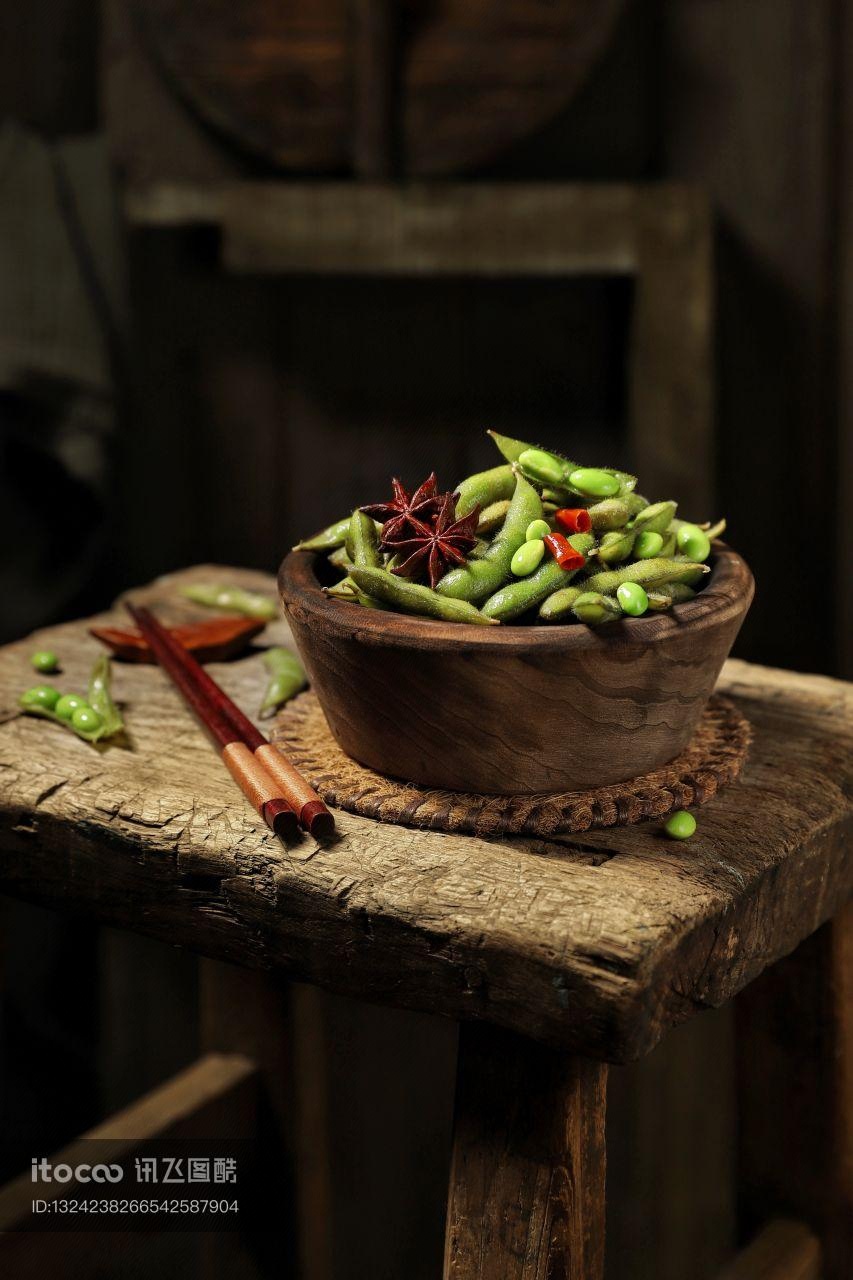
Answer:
665, 810, 697, 840
481, 533, 593, 621
616, 582, 649, 616
525, 518, 552, 541
511, 539, 545, 576
294, 516, 351, 552
350, 567, 499, 625
634, 531, 664, 559
437, 472, 542, 603
676, 523, 712, 562
31, 650, 59, 674
572, 592, 622, 625
477, 499, 512, 536
455, 464, 515, 517
584, 558, 710, 596
537, 585, 584, 622
259, 646, 308, 718
181, 583, 277, 621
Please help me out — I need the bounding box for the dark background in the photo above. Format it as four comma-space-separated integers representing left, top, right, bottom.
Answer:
0, 2, 851, 1278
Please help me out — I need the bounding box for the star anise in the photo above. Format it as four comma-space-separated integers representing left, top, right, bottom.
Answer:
385, 493, 481, 588
360, 473, 445, 544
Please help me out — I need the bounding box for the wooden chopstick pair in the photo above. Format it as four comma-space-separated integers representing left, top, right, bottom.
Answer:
126, 603, 334, 842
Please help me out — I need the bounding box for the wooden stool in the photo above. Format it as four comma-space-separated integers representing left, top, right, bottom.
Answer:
0, 565, 850, 1278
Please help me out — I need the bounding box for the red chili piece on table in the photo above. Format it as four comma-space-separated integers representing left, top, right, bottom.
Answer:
555, 507, 592, 535
544, 532, 586, 570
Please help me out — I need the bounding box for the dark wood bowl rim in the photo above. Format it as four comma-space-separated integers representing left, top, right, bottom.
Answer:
278, 543, 754, 655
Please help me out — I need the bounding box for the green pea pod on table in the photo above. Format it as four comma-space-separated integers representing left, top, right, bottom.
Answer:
294, 516, 351, 552
350, 567, 499, 625
259, 646, 308, 718
437, 472, 542, 603
454, 464, 515, 518
20, 655, 124, 743
180, 583, 278, 621
481, 532, 593, 621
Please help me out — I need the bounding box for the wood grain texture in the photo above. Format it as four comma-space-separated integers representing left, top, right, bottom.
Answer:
736, 904, 853, 1280
0, 566, 850, 1061
128, 0, 625, 175
443, 1022, 606, 1279
279, 545, 751, 794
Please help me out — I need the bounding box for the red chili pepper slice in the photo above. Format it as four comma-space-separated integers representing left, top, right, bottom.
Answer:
544, 532, 586, 571
555, 507, 592, 535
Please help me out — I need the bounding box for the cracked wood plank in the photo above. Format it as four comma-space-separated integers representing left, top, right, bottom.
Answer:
0, 565, 850, 1061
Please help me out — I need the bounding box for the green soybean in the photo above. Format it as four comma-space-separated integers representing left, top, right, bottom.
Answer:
676, 523, 712, 562
55, 693, 86, 721
518, 447, 567, 487
455, 464, 515, 517
348, 509, 382, 569
665, 809, 697, 840
511, 539, 545, 576
481, 533, 593, 621
477, 499, 512, 536
583, 558, 710, 596
259, 646, 308, 717
596, 528, 636, 564
525, 518, 552, 541
572, 592, 622, 625
181, 583, 278, 621
351, 567, 498, 625
20, 685, 60, 712
486, 430, 636, 498
437, 472, 542, 603
537, 585, 583, 622
634, 531, 664, 559
632, 500, 677, 536
72, 705, 103, 734
568, 467, 620, 498
31, 650, 59, 674
616, 582, 649, 616
294, 516, 351, 552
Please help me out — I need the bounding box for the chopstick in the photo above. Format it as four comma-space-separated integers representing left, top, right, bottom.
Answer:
127, 603, 335, 841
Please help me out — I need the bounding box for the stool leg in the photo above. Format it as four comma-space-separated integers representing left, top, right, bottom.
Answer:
443, 1022, 607, 1280
736, 902, 853, 1280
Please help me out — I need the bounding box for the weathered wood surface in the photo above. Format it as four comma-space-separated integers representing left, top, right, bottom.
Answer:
443, 1022, 607, 1279
0, 566, 850, 1061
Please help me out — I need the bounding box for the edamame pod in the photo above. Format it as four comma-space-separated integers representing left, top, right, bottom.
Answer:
487, 430, 636, 497
477, 498, 511, 536
328, 545, 355, 572
481, 533, 593, 621
646, 583, 696, 610
181, 583, 278, 621
347, 509, 382, 568
705, 517, 727, 541
294, 517, 351, 552
455, 464, 515, 517
437, 473, 542, 603
587, 498, 632, 531
537, 585, 583, 622
631, 500, 677, 536
583, 558, 710, 596
572, 592, 622, 625
350, 567, 499, 625
259, 646, 308, 718
595, 528, 636, 564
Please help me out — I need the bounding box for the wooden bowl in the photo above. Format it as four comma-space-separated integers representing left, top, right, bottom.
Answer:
278, 545, 754, 795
